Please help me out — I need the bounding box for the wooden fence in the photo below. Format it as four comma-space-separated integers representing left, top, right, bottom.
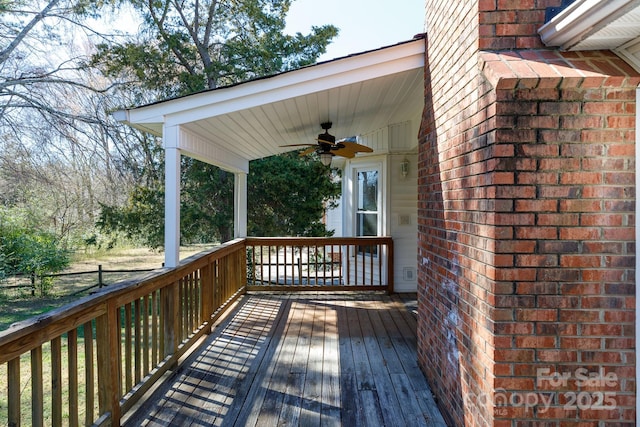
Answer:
0, 266, 157, 298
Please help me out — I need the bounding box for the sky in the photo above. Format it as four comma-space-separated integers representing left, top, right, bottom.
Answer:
284, 0, 425, 62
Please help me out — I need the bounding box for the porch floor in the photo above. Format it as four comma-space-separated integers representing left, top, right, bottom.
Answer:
126, 292, 447, 426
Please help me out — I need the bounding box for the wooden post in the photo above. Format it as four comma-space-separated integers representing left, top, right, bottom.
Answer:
96, 304, 122, 426
98, 265, 103, 288
240, 246, 248, 293
387, 239, 394, 294
161, 281, 180, 362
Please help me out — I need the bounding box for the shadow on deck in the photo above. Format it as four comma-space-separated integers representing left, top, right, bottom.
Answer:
125, 292, 447, 426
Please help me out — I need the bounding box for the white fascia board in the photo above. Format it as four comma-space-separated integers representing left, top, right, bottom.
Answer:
112, 109, 163, 136
538, 0, 636, 49
123, 39, 425, 129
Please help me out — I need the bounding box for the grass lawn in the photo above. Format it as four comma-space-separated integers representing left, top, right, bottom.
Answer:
0, 245, 210, 331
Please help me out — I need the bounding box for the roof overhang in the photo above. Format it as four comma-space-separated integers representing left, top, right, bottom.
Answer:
538, 0, 640, 71
114, 36, 426, 167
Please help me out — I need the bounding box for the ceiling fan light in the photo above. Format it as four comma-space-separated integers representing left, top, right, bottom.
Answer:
319, 152, 333, 166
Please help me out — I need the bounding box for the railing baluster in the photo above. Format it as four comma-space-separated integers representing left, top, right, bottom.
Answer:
370, 244, 375, 286
31, 346, 44, 427
142, 295, 149, 376
162, 282, 179, 362
83, 321, 94, 425
377, 244, 382, 287
68, 328, 79, 427
8, 358, 20, 427
134, 299, 142, 384
345, 244, 350, 285
51, 336, 62, 426
151, 290, 158, 365
124, 303, 132, 391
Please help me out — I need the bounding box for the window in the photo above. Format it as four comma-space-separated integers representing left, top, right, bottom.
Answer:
356, 169, 379, 255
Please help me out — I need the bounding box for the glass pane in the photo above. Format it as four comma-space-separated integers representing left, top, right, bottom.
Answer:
357, 213, 378, 236
357, 171, 378, 211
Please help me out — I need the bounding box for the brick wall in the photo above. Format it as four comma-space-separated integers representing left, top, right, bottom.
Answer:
419, 1, 638, 425
420, 1, 492, 425
479, 0, 558, 49
483, 50, 638, 426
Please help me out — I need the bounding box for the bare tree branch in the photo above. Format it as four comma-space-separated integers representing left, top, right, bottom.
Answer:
0, 0, 62, 65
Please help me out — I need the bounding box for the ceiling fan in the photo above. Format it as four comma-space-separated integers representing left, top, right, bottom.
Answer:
281, 122, 373, 165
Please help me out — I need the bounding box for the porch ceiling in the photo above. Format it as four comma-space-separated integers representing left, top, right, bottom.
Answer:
114, 36, 426, 166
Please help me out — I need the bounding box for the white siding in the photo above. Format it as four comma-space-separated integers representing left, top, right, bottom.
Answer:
389, 153, 418, 292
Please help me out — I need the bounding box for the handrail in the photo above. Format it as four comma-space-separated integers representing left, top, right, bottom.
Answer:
0, 236, 393, 426
0, 238, 247, 427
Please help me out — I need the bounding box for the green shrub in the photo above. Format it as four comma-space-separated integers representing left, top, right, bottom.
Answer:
0, 208, 70, 289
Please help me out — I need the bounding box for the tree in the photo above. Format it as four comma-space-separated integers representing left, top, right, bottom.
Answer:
0, 1, 144, 249
94, 0, 341, 245
91, 0, 338, 96
248, 152, 340, 237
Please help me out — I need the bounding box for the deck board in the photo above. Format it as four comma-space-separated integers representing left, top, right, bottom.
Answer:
126, 293, 447, 427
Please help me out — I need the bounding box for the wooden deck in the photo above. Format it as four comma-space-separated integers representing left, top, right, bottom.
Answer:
125, 292, 447, 426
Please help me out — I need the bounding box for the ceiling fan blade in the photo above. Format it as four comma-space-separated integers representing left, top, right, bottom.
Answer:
280, 143, 316, 148
331, 148, 357, 158
339, 141, 373, 153
299, 146, 317, 156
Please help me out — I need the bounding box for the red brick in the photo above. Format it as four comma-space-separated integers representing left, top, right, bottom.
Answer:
560, 172, 602, 185
497, 0, 534, 9
516, 309, 557, 322
582, 102, 624, 114
537, 350, 578, 362
560, 337, 603, 350
582, 324, 623, 336
559, 255, 601, 268
515, 199, 557, 212
515, 254, 558, 267
515, 336, 556, 348
559, 227, 600, 240
494, 322, 534, 335
539, 102, 581, 115
537, 213, 579, 226
515, 226, 557, 239
559, 310, 601, 322
607, 115, 635, 128
580, 214, 623, 226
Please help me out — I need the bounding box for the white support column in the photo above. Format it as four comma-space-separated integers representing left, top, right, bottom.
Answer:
164, 126, 181, 268
234, 172, 248, 238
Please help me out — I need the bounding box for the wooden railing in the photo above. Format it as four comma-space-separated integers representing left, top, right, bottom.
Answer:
246, 237, 394, 293
0, 236, 393, 426
0, 239, 246, 427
